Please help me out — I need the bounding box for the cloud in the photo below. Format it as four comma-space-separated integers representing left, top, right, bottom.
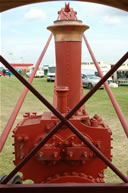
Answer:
103, 15, 121, 25
24, 8, 46, 21
101, 7, 128, 25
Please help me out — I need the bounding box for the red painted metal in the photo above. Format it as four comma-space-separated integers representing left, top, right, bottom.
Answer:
13, 112, 111, 183
55, 41, 84, 112
83, 34, 128, 137
58, 2, 77, 20
11, 63, 33, 68
0, 52, 128, 184
0, 33, 52, 152
0, 183, 128, 193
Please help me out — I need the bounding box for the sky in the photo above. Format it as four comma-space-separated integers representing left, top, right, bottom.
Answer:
0, 1, 128, 67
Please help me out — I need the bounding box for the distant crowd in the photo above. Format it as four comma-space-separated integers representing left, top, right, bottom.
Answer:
0, 69, 12, 77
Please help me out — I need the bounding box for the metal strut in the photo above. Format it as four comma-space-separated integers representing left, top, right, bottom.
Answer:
0, 183, 128, 193
83, 34, 128, 137
0, 34, 52, 152
0, 52, 128, 184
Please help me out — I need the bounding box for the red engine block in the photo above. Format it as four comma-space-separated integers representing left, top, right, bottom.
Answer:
13, 112, 112, 183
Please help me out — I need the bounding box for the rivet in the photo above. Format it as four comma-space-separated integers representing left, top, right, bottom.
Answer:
24, 136, 29, 142
17, 136, 23, 142
53, 152, 58, 158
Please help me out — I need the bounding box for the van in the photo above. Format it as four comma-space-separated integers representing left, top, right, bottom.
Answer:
26, 68, 44, 78
47, 65, 56, 82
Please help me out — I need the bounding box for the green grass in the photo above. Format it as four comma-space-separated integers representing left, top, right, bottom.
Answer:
0, 76, 128, 183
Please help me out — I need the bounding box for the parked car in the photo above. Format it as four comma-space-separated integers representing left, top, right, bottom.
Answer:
26, 69, 44, 78
95, 71, 113, 84
47, 65, 56, 82
82, 74, 104, 89
81, 66, 112, 86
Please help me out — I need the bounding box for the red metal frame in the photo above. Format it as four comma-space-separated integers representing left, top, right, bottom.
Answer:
0, 53, 128, 185
0, 183, 128, 193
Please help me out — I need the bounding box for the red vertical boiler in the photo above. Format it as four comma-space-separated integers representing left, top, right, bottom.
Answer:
48, 20, 89, 113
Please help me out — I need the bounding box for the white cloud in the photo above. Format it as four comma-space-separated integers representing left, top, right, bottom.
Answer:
102, 8, 128, 25
103, 15, 121, 25
24, 8, 46, 21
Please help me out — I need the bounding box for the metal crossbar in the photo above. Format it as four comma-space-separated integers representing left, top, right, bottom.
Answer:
0, 183, 128, 193
0, 53, 128, 184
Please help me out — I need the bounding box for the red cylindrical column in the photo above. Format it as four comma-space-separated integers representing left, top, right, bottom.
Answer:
48, 20, 89, 112
56, 86, 69, 114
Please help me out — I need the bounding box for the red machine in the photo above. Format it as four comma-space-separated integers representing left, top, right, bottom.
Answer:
13, 4, 112, 184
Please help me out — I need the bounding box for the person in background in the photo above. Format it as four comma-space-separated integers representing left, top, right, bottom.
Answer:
8, 70, 11, 77
2, 69, 6, 77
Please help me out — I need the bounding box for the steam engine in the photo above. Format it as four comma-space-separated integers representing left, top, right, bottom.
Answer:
13, 5, 112, 184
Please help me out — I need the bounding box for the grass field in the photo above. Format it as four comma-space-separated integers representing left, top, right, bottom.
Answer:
0, 76, 128, 183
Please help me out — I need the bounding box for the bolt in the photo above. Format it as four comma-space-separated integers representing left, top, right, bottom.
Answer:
23, 112, 30, 118
19, 144, 24, 150
32, 112, 37, 116
24, 136, 29, 142
39, 152, 44, 158
53, 152, 58, 158
58, 142, 62, 146
62, 148, 65, 152
17, 136, 23, 142
96, 178, 100, 183
45, 125, 51, 131
91, 118, 98, 127
82, 152, 87, 158
71, 172, 77, 176
68, 151, 73, 158
71, 142, 75, 147
79, 173, 85, 177
81, 142, 84, 146
88, 175, 93, 179
20, 153, 24, 160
